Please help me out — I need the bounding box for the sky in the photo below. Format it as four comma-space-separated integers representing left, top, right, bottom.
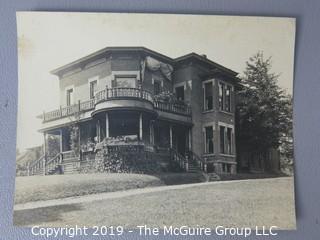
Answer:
16, 12, 296, 151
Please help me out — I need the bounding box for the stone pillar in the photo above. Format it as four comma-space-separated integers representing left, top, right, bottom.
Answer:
106, 112, 109, 138
139, 113, 143, 140
169, 124, 173, 148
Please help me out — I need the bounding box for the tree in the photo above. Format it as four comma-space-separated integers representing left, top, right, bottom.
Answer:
236, 52, 293, 157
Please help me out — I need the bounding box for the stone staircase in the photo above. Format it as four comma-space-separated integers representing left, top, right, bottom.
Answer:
187, 161, 203, 173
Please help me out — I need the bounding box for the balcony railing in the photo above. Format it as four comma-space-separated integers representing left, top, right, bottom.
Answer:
42, 88, 191, 123
95, 87, 153, 104
154, 100, 191, 116
43, 99, 94, 122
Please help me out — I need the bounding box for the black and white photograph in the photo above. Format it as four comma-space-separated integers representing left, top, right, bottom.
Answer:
13, 12, 296, 229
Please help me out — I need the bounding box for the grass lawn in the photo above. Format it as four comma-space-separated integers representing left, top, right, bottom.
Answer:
14, 173, 163, 204
14, 177, 296, 229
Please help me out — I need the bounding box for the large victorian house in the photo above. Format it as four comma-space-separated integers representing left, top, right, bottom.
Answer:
28, 47, 240, 176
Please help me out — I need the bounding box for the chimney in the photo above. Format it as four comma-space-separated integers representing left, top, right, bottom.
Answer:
201, 54, 207, 58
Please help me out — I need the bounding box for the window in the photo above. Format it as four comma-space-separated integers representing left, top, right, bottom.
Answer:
219, 81, 232, 112
89, 80, 97, 99
220, 125, 233, 154
225, 85, 232, 112
219, 82, 225, 111
154, 81, 161, 95
205, 126, 214, 153
220, 126, 225, 153
66, 88, 73, 106
115, 76, 136, 88
204, 82, 213, 111
226, 128, 232, 154
175, 86, 184, 101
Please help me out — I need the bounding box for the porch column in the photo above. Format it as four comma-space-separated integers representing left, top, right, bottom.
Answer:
96, 121, 101, 142
169, 124, 173, 148
43, 132, 47, 157
106, 112, 109, 138
139, 113, 143, 140
59, 129, 63, 153
149, 121, 153, 144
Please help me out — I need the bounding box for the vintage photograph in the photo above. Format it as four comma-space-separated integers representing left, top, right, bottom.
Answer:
14, 12, 296, 229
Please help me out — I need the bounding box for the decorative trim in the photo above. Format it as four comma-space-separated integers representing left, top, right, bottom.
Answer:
84, 58, 106, 69
218, 121, 234, 129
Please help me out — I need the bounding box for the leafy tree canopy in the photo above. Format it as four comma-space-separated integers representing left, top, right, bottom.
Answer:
236, 52, 292, 154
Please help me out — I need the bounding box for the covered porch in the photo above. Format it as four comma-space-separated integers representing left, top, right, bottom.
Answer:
42, 110, 192, 157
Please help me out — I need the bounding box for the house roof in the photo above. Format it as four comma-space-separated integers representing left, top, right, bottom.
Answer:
50, 46, 239, 79
174, 53, 238, 77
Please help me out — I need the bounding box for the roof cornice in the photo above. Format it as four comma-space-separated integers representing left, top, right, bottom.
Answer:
50, 47, 238, 79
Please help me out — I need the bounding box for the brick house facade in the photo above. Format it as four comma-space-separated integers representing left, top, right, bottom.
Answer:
29, 47, 240, 175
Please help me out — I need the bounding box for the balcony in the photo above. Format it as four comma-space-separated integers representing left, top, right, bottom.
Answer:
95, 88, 153, 104
42, 99, 94, 122
41, 87, 191, 123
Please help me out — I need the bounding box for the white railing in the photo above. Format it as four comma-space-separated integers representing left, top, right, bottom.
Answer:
42, 88, 192, 123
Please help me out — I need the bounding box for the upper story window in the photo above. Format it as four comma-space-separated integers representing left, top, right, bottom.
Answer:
115, 76, 136, 88
89, 80, 97, 99
219, 81, 232, 112
66, 88, 74, 106
205, 126, 214, 154
175, 86, 184, 101
204, 81, 213, 111
225, 85, 232, 112
154, 81, 161, 95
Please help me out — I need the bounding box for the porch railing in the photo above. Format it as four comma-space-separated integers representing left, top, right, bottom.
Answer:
27, 155, 45, 176
187, 150, 206, 172
42, 88, 191, 123
45, 153, 62, 174
170, 148, 189, 171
